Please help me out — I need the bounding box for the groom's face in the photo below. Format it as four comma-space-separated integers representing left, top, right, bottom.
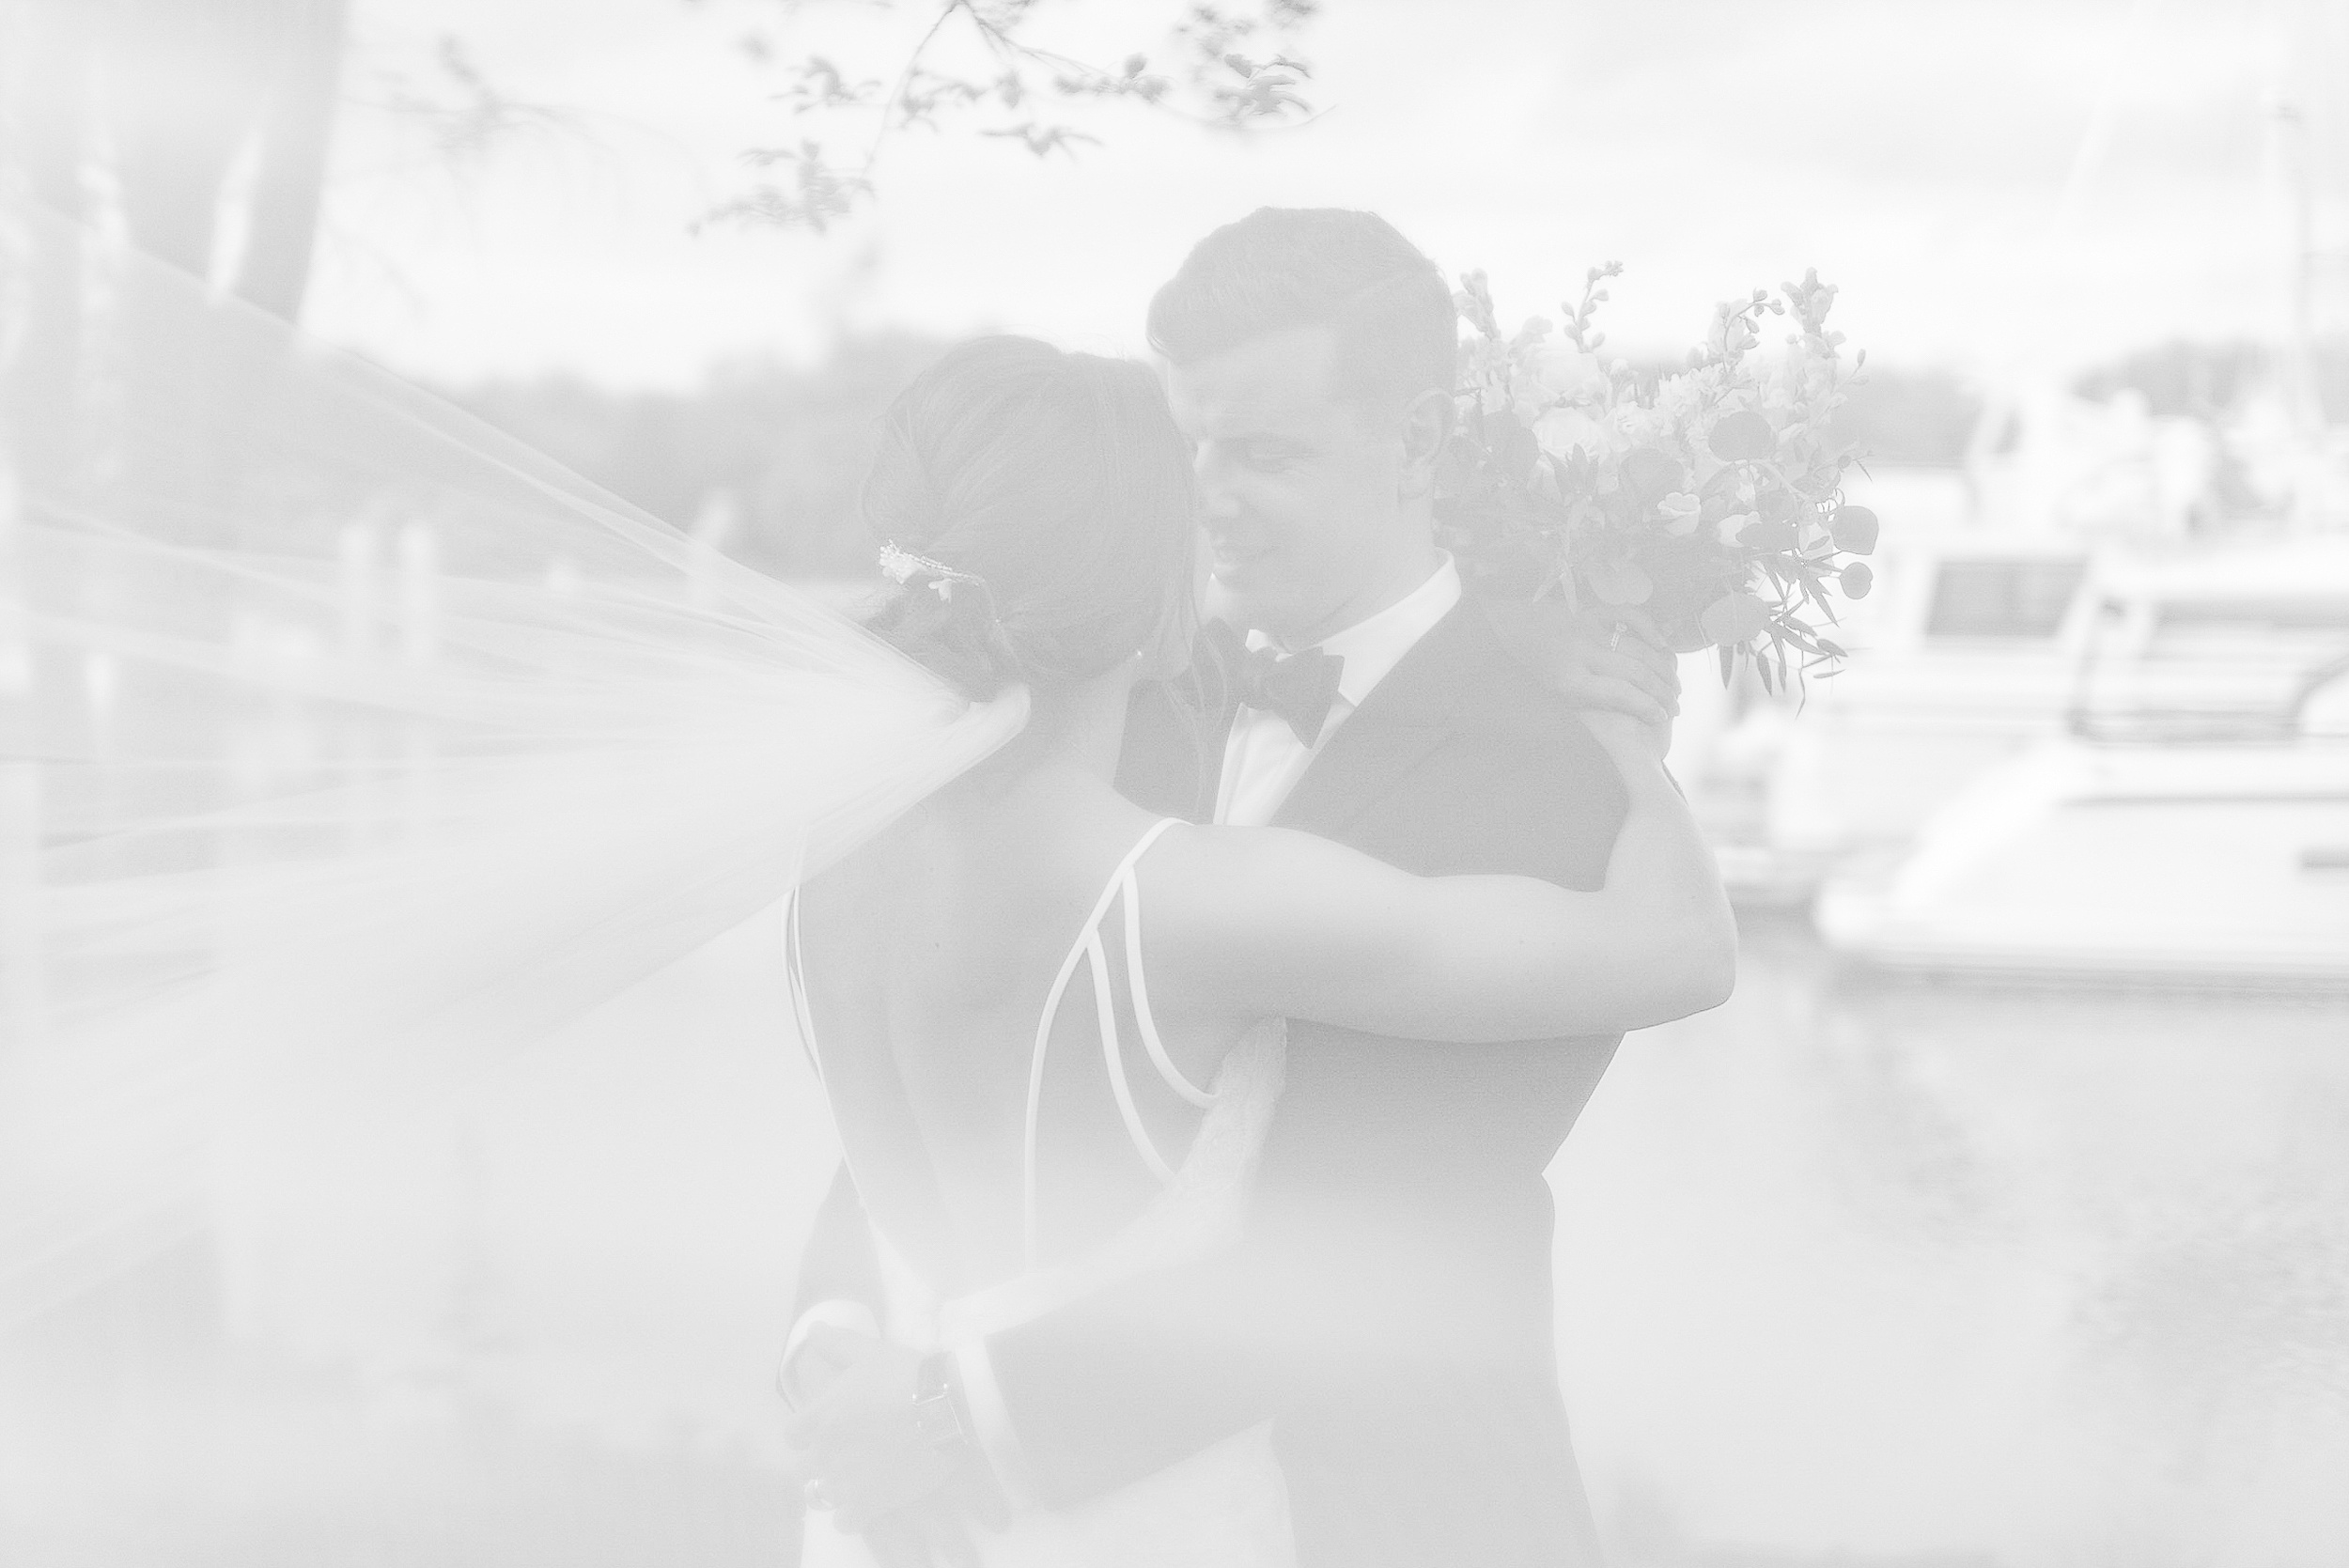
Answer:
1165, 323, 1408, 645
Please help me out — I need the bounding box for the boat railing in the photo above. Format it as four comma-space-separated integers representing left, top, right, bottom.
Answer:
2064, 706, 2304, 746
2063, 588, 2349, 746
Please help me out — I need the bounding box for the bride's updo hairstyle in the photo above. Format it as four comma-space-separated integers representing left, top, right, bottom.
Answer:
861, 335, 1197, 701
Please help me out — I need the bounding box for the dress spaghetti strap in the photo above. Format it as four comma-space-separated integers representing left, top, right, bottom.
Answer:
784, 884, 822, 1083
784, 818, 1218, 1273
1022, 817, 1217, 1267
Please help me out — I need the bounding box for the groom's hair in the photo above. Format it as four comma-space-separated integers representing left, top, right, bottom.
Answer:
1147, 207, 1456, 418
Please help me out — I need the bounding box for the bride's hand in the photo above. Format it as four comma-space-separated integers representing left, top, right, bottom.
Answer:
1488, 600, 1681, 725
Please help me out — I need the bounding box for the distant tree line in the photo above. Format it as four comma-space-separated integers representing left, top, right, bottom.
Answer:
443, 335, 953, 580
2073, 339, 2349, 423
443, 347, 1992, 580
1828, 365, 1980, 469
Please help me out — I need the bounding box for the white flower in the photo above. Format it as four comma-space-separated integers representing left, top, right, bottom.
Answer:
1612, 401, 1675, 449
1658, 491, 1703, 536
1651, 370, 1710, 424
1533, 405, 1602, 460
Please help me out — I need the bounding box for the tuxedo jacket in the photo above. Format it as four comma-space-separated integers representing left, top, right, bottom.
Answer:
792, 598, 1629, 1568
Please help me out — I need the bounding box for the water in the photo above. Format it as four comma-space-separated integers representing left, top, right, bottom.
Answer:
1556, 912, 2349, 1565
4, 913, 2345, 1566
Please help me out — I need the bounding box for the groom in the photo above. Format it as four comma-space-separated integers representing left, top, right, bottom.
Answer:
786, 207, 1684, 1566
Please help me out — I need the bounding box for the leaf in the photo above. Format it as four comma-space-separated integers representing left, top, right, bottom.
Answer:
1737, 517, 1799, 553
1830, 504, 1880, 555
1718, 641, 1735, 688
1583, 556, 1654, 606
1708, 411, 1776, 462
1840, 561, 1875, 598
1619, 448, 1682, 505
1699, 590, 1773, 645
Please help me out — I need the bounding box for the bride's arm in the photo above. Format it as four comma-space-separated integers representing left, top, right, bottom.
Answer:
1152, 713, 1735, 1040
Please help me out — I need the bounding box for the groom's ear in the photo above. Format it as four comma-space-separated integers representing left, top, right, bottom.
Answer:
1394, 386, 1454, 500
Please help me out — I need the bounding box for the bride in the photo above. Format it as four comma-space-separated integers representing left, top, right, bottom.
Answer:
786, 336, 1732, 1567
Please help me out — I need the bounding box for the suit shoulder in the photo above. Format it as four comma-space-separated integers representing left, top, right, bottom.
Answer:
1442, 633, 1610, 744
1440, 639, 1629, 815
1417, 603, 1562, 718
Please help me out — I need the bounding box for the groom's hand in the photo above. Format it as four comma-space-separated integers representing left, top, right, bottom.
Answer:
1488, 599, 1682, 725
786, 1331, 1006, 1547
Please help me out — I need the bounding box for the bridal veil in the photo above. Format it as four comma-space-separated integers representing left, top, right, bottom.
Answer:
0, 195, 1026, 1326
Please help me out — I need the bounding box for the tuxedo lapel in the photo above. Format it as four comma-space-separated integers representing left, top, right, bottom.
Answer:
1270, 601, 1494, 838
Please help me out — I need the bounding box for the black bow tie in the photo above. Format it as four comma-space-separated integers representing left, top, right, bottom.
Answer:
1192, 619, 1345, 744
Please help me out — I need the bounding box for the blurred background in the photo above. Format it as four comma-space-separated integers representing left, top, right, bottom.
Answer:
3, 0, 2348, 1563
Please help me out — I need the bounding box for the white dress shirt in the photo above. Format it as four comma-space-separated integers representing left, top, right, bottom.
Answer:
1214, 554, 1464, 827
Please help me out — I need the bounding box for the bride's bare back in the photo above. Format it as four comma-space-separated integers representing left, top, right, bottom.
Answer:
795, 765, 1246, 1296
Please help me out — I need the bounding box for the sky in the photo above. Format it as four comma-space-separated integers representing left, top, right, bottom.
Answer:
300, 0, 2349, 392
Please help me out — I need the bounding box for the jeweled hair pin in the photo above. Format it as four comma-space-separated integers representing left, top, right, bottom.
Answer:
878, 542, 984, 602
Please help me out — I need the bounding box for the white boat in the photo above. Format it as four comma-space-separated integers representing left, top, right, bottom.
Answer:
1814, 542, 2349, 985
1753, 527, 2105, 870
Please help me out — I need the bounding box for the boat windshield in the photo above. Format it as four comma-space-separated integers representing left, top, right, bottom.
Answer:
1923, 558, 2088, 641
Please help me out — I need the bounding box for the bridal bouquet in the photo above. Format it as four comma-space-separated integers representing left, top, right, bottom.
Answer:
1436, 265, 1879, 691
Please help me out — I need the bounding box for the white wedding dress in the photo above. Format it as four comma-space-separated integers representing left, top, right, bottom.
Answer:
788, 820, 1297, 1568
